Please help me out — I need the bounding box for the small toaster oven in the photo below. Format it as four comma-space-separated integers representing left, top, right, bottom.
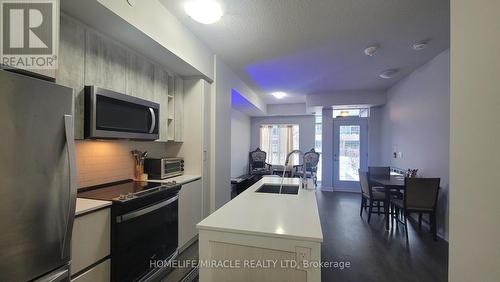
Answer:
144, 157, 184, 179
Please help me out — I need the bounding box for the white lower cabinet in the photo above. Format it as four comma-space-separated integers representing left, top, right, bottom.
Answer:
71, 259, 110, 282
178, 179, 202, 249
71, 208, 111, 277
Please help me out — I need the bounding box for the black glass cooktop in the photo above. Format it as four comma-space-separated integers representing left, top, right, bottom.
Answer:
78, 179, 177, 202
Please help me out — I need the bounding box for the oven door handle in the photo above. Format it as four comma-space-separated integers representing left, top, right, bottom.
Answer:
116, 195, 178, 223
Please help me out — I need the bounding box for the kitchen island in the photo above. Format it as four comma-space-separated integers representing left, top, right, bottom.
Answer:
197, 176, 323, 282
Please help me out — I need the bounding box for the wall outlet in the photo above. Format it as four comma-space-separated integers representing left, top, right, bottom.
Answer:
296, 246, 311, 269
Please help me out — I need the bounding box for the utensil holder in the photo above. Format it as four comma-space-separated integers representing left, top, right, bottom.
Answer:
134, 161, 144, 180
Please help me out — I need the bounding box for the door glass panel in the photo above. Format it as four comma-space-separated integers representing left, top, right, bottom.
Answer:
338, 125, 360, 181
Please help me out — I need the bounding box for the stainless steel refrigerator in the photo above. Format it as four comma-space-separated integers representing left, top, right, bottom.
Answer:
0, 70, 77, 282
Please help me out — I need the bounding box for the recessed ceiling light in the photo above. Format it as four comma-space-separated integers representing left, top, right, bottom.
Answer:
184, 0, 223, 24
364, 45, 379, 56
271, 91, 287, 99
379, 69, 400, 79
413, 40, 429, 51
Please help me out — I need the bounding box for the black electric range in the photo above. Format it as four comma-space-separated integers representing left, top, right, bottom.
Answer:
78, 179, 179, 203
78, 179, 181, 282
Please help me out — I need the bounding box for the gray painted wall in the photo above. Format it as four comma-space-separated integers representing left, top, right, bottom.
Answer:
250, 115, 316, 162
379, 50, 450, 239
368, 106, 383, 167
231, 109, 251, 177
210, 56, 263, 212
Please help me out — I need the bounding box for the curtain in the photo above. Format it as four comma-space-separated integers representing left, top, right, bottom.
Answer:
260, 125, 273, 162
260, 125, 298, 165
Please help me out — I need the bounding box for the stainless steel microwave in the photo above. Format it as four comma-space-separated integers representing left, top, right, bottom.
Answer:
144, 158, 184, 179
84, 86, 159, 140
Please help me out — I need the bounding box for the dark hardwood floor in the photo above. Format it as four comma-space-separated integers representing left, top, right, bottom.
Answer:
317, 190, 448, 282
162, 241, 199, 282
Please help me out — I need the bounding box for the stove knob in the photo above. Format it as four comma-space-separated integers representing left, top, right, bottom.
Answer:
118, 194, 126, 200
126, 193, 134, 199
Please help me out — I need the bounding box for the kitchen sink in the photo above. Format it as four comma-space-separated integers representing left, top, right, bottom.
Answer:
255, 184, 299, 195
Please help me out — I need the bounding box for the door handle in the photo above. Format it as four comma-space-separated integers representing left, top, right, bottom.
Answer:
61, 115, 77, 259
149, 107, 156, 134
116, 195, 179, 223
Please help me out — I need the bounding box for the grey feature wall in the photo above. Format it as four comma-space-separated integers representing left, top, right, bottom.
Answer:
379, 50, 450, 239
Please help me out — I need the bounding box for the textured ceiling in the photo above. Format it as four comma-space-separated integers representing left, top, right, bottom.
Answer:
160, 0, 450, 104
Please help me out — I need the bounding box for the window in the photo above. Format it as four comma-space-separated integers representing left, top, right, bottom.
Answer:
338, 125, 361, 181
315, 115, 322, 181
260, 124, 299, 165
333, 108, 369, 118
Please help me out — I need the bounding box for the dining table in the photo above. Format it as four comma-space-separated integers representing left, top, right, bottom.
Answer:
370, 175, 406, 230
271, 164, 293, 177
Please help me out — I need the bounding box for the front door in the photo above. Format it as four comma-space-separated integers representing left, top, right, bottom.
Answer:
333, 118, 368, 191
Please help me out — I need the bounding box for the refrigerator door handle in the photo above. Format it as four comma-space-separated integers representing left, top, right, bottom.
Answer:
61, 114, 77, 259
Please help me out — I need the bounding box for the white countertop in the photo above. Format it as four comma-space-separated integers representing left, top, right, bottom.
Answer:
197, 176, 323, 242
75, 198, 111, 216
147, 174, 201, 185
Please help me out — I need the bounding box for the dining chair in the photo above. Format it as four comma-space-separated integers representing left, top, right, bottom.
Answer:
368, 166, 391, 178
368, 166, 391, 191
390, 177, 440, 241
248, 148, 273, 177
293, 148, 320, 186
369, 166, 405, 200
359, 170, 387, 223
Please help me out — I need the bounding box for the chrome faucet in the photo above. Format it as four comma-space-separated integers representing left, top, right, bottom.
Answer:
280, 150, 304, 192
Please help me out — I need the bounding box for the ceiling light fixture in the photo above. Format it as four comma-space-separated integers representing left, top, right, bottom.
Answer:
271, 91, 287, 99
364, 45, 379, 56
413, 40, 429, 51
379, 68, 400, 79
184, 0, 223, 24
